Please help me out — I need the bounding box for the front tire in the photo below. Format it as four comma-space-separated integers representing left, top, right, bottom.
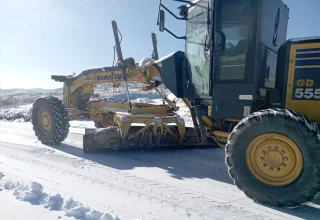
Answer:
226, 108, 320, 208
32, 96, 70, 144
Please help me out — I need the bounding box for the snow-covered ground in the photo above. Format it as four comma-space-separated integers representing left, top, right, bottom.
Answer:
0, 190, 75, 220
1, 87, 320, 219
1, 120, 320, 220
0, 104, 33, 121
0, 172, 120, 220
0, 88, 62, 108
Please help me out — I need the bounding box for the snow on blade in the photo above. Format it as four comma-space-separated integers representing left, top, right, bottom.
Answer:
0, 175, 121, 220
131, 98, 154, 103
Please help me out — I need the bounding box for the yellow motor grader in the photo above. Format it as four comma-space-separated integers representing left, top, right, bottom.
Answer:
32, 0, 320, 210
32, 21, 204, 153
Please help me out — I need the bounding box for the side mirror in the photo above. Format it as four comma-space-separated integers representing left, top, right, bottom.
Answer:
157, 6, 186, 40
159, 10, 165, 32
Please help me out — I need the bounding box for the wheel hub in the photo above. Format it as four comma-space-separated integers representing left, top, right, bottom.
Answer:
246, 133, 303, 186
38, 109, 52, 133
264, 149, 283, 169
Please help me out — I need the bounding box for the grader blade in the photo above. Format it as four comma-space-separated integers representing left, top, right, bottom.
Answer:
82, 113, 217, 153
83, 113, 190, 153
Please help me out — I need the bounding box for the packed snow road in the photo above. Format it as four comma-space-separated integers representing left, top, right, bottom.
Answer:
0, 121, 320, 220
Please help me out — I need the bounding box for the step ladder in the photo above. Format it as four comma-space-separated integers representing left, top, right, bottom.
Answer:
190, 106, 207, 144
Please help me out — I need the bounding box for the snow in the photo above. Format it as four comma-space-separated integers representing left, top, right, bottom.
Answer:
1, 120, 320, 219
131, 97, 154, 103
44, 193, 64, 210
0, 190, 73, 220
0, 104, 33, 121
3, 88, 320, 219
64, 206, 120, 220
0, 175, 121, 220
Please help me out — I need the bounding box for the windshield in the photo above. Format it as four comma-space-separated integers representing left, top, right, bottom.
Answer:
185, 0, 211, 97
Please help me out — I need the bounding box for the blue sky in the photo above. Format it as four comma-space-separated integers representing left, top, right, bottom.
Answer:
0, 0, 319, 89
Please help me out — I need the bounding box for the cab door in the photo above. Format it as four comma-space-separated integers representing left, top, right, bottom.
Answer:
210, 0, 259, 119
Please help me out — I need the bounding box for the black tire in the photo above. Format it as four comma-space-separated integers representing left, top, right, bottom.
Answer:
32, 96, 70, 144
226, 108, 320, 208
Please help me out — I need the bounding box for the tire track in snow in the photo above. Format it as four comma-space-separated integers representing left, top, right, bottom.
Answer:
1, 121, 308, 220
0, 142, 280, 220
0, 145, 218, 219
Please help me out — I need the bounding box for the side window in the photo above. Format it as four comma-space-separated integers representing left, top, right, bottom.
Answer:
216, 0, 255, 81
220, 24, 250, 80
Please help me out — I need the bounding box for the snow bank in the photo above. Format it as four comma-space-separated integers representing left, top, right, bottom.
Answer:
0, 104, 32, 122
0, 190, 72, 220
0, 175, 121, 220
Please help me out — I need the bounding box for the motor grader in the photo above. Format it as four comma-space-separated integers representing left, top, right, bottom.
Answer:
32, 0, 320, 210
32, 25, 192, 151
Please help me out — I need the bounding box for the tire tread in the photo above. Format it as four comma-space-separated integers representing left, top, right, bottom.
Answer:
32, 96, 70, 144
226, 108, 320, 208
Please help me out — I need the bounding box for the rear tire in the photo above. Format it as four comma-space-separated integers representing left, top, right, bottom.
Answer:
32, 96, 70, 144
226, 108, 320, 208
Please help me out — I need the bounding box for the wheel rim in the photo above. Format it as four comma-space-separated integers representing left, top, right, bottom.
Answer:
245, 133, 303, 186
38, 108, 52, 133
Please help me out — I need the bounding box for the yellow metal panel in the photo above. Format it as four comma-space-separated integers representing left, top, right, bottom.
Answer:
208, 106, 212, 116
202, 116, 212, 128
225, 119, 241, 122
285, 42, 320, 121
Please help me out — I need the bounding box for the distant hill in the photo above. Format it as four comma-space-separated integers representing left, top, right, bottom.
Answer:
0, 88, 62, 96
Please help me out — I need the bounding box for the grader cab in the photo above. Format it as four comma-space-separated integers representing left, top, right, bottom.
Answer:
157, 0, 320, 208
